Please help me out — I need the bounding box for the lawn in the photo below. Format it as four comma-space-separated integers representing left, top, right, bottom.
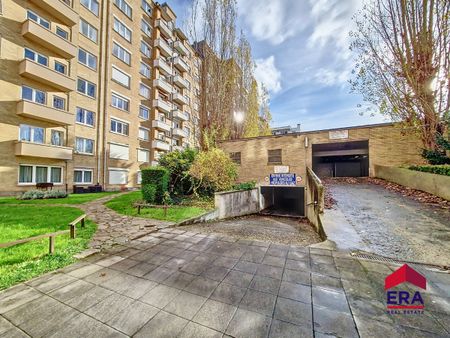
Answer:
105, 191, 211, 222
0, 205, 96, 290
0, 191, 119, 205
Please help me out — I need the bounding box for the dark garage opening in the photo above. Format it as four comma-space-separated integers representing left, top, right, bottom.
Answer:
260, 186, 305, 217
312, 140, 369, 178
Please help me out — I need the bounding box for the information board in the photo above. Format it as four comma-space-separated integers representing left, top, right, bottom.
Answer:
269, 173, 296, 186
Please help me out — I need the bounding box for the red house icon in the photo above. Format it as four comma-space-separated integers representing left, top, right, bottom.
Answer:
385, 264, 427, 290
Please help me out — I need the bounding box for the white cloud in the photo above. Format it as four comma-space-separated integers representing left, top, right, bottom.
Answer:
314, 68, 351, 87
254, 56, 282, 93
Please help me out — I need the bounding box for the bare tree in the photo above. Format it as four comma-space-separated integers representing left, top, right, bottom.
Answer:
350, 0, 450, 151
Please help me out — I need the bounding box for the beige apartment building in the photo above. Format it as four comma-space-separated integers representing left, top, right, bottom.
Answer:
0, 0, 201, 195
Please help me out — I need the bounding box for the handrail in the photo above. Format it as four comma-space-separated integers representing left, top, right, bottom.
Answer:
306, 167, 324, 213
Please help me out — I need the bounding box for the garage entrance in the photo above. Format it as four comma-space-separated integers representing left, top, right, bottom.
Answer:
312, 140, 369, 177
260, 186, 305, 217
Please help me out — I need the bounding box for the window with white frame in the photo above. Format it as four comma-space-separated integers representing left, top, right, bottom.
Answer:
77, 78, 96, 98
74, 168, 93, 184
137, 149, 149, 162
19, 165, 62, 184
139, 105, 150, 119
81, 0, 99, 15
139, 127, 149, 140
54, 61, 66, 75
19, 124, 44, 144
111, 93, 130, 111
24, 48, 48, 66
109, 168, 128, 184
110, 118, 129, 136
113, 17, 132, 42
78, 48, 97, 70
27, 10, 50, 29
80, 19, 98, 42
114, 0, 132, 19
139, 83, 150, 98
75, 137, 94, 154
140, 41, 151, 57
56, 26, 68, 40
111, 67, 130, 88
22, 86, 46, 104
142, 0, 152, 15
53, 96, 66, 110
112, 42, 131, 65
76, 107, 95, 126
141, 19, 152, 37
140, 62, 151, 78
109, 143, 129, 160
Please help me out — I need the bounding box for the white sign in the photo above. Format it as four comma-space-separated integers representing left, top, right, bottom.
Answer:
329, 130, 349, 140
274, 165, 289, 174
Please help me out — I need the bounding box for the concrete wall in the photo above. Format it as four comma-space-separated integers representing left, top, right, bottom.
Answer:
374, 165, 450, 201
215, 188, 261, 219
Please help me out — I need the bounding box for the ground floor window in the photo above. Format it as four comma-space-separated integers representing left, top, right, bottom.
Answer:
74, 169, 93, 184
18, 165, 63, 184
109, 168, 128, 184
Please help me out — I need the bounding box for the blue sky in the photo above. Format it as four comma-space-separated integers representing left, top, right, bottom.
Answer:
166, 0, 388, 131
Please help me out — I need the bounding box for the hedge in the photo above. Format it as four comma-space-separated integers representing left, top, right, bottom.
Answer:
408, 165, 450, 177
141, 167, 169, 203
233, 181, 256, 191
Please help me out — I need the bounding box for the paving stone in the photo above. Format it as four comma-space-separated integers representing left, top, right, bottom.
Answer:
0, 326, 30, 338
83, 267, 121, 285
391, 311, 448, 335
184, 276, 220, 297
0, 316, 15, 335
164, 291, 207, 319
178, 322, 222, 338
278, 281, 311, 304
223, 270, 254, 288
119, 277, 158, 299
262, 255, 286, 268
27, 273, 78, 294
285, 259, 309, 271
108, 258, 140, 271
210, 281, 247, 305
266, 247, 288, 258
310, 248, 332, 256
134, 311, 188, 338
234, 261, 259, 274
311, 273, 343, 291
240, 251, 266, 264
312, 286, 350, 313
287, 250, 309, 261
65, 286, 113, 312
310, 254, 335, 265
213, 256, 239, 268
67, 264, 104, 278
4, 296, 57, 325
143, 266, 176, 282
256, 264, 283, 280
313, 307, 358, 338
274, 297, 312, 327
85, 293, 134, 322
354, 316, 402, 338
311, 263, 340, 278
400, 325, 447, 338
139, 284, 181, 308
347, 296, 393, 324
162, 271, 196, 290
269, 319, 313, 338
162, 257, 187, 270
226, 308, 272, 338
240, 289, 277, 316
127, 262, 157, 277
95, 255, 125, 267
249, 275, 281, 294
0, 286, 41, 314
181, 262, 208, 275
202, 265, 230, 282
282, 269, 311, 286
341, 279, 380, 300
430, 311, 450, 332
193, 299, 237, 332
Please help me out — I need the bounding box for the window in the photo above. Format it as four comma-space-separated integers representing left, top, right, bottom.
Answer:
141, 19, 152, 37
24, 48, 48, 66
75, 137, 94, 154
111, 93, 129, 111
109, 168, 128, 184
27, 10, 50, 29
268, 149, 282, 164
230, 152, 241, 165
51, 130, 64, 146
56, 27, 68, 40
137, 149, 149, 162
53, 96, 66, 110
184, 126, 191, 137
110, 118, 129, 136
113, 17, 131, 42
78, 48, 97, 70
81, 0, 99, 16
22, 86, 46, 104
114, 0, 132, 19
142, 0, 152, 15
139, 127, 149, 140
140, 41, 151, 57
140, 62, 151, 78
77, 78, 96, 98
19, 165, 62, 184
76, 107, 95, 126
139, 83, 150, 98
112, 42, 131, 65
19, 125, 44, 143
139, 105, 150, 120
111, 67, 130, 88
74, 169, 93, 184
109, 143, 129, 160
80, 19, 98, 43
54, 61, 66, 74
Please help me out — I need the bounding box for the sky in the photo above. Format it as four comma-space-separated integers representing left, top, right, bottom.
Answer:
166, 0, 389, 131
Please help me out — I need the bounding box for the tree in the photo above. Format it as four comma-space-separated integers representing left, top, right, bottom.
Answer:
259, 85, 273, 135
350, 0, 450, 153
243, 80, 260, 137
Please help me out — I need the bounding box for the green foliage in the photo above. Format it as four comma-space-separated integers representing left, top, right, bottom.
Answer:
162, 191, 172, 205
189, 148, 238, 195
141, 167, 169, 204
409, 165, 450, 176
244, 81, 261, 138
142, 184, 157, 203
18, 190, 68, 200
233, 181, 256, 191
421, 133, 450, 164
0, 192, 118, 205
158, 148, 198, 195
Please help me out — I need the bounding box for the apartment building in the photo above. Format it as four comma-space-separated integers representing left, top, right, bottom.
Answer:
0, 0, 201, 195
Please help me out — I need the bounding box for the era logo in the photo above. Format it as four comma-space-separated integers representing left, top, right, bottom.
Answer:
384, 264, 426, 310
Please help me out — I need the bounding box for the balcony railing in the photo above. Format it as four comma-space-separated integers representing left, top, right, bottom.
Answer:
173, 75, 189, 89
153, 58, 172, 76
174, 41, 189, 56
15, 141, 73, 160
152, 120, 171, 132
17, 100, 74, 126
156, 19, 172, 38
153, 99, 172, 114
172, 109, 189, 121
155, 39, 172, 57
29, 0, 78, 26
153, 78, 173, 94
173, 57, 188, 72
172, 128, 188, 138
20, 59, 75, 92
172, 92, 189, 105
152, 140, 170, 151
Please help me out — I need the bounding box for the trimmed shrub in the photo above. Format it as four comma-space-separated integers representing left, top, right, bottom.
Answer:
142, 184, 157, 203
233, 181, 256, 191
18, 190, 68, 200
141, 167, 169, 203
408, 165, 450, 176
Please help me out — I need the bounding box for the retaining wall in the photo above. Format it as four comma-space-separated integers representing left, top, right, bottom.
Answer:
214, 188, 261, 219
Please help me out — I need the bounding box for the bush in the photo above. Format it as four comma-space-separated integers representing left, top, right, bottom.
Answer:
409, 165, 450, 176
233, 181, 256, 191
141, 167, 169, 203
189, 148, 238, 195
422, 133, 450, 164
142, 184, 157, 203
18, 190, 68, 200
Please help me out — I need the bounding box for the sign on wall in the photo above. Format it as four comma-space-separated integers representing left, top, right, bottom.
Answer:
269, 173, 297, 186
329, 130, 349, 140
274, 165, 289, 174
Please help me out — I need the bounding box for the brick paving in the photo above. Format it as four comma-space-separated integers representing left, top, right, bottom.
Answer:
0, 228, 449, 337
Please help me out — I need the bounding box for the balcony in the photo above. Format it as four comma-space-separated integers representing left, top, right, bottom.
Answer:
22, 20, 77, 59
29, 0, 78, 26
15, 141, 73, 160
173, 57, 189, 72
173, 75, 189, 89
172, 109, 189, 121
172, 145, 184, 152
154, 39, 172, 57
172, 92, 189, 105
19, 59, 75, 92
17, 100, 73, 126
152, 120, 171, 132
153, 58, 172, 76
153, 99, 172, 114
153, 78, 173, 94
156, 19, 172, 38
152, 140, 170, 151
172, 128, 188, 138
174, 41, 189, 56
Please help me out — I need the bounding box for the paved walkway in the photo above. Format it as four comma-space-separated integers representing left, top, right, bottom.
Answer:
1, 228, 448, 337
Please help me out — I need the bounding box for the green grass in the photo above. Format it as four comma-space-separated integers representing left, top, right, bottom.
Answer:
0, 205, 96, 290
105, 191, 210, 222
0, 191, 119, 205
